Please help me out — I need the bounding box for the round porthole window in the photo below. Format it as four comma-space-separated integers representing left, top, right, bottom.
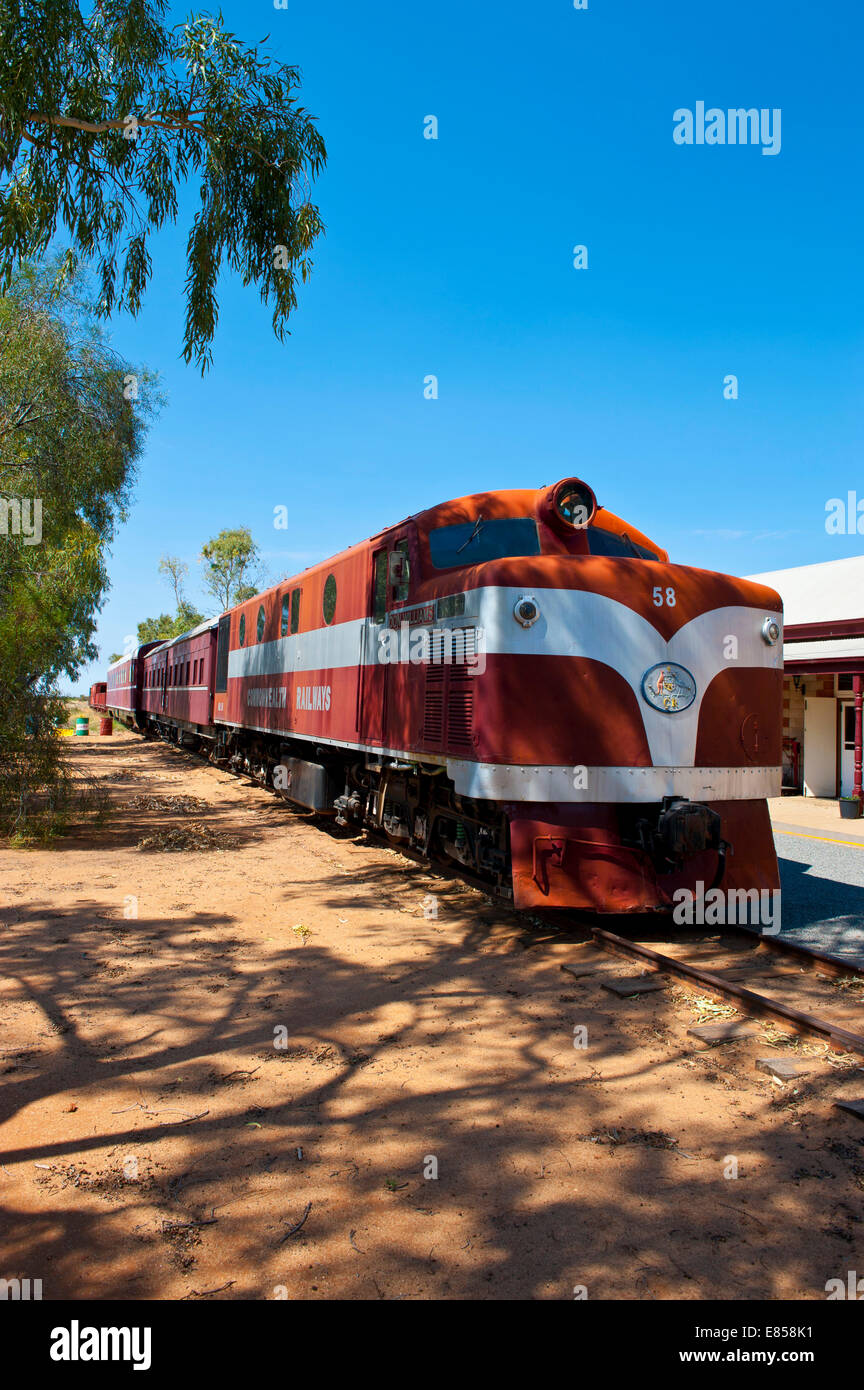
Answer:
323, 574, 337, 625
257, 604, 266, 642
238, 613, 246, 647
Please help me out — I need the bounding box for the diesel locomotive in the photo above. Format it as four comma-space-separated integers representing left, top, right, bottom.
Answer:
99, 477, 784, 912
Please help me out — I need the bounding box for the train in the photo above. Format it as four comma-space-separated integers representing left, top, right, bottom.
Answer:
94, 476, 784, 913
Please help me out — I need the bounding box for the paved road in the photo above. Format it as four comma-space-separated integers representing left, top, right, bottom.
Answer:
773, 827, 864, 966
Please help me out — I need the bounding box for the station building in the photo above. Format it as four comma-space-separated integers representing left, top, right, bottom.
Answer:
747, 555, 864, 800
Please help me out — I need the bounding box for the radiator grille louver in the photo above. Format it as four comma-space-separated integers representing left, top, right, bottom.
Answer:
422, 666, 445, 744
421, 629, 476, 751
447, 670, 474, 750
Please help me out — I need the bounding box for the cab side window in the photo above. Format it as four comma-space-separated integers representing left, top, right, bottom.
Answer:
372, 551, 388, 623
393, 539, 411, 604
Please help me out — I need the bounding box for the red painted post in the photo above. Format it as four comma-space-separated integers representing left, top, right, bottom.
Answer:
854, 673, 863, 802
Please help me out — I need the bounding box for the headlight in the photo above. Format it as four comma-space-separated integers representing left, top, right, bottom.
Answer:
540, 477, 598, 535
761, 617, 781, 645
514, 595, 540, 628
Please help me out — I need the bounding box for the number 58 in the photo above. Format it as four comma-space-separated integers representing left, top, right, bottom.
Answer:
653, 586, 676, 607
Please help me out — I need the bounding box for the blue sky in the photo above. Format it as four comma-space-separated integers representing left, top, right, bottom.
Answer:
73, 0, 863, 688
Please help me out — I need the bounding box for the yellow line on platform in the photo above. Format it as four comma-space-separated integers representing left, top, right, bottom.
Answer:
772, 826, 864, 849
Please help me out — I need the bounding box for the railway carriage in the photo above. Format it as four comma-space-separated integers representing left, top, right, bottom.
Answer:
141, 619, 218, 746
88, 682, 107, 713
184, 476, 783, 912
105, 642, 163, 727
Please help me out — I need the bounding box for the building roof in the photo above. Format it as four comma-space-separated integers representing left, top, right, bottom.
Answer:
782, 635, 864, 665
747, 555, 864, 626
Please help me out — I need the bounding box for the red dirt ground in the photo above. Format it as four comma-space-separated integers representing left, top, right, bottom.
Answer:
1, 726, 863, 1300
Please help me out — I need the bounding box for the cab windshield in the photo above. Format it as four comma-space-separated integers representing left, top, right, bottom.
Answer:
429, 517, 541, 569
587, 526, 659, 561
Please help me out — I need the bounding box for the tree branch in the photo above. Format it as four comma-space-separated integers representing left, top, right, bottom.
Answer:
26, 112, 209, 137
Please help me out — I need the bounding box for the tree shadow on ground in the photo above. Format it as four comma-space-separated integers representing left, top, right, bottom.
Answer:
2, 862, 863, 1301
1, 729, 861, 1298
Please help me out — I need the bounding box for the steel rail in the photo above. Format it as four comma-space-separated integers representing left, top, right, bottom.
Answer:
746, 930, 864, 978
589, 926, 864, 1057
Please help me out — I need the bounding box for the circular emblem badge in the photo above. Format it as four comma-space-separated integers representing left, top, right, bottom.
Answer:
641, 662, 697, 714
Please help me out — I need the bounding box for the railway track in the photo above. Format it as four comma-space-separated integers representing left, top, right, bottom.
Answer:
563, 922, 864, 1057
129, 728, 864, 1062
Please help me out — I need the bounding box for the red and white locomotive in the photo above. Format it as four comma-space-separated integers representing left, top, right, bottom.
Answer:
96, 477, 784, 912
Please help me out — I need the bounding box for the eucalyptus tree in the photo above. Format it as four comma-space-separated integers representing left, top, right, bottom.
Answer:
0, 258, 157, 833
199, 525, 261, 611
0, 1, 326, 370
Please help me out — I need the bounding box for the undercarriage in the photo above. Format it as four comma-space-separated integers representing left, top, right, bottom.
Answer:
141, 720, 754, 911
